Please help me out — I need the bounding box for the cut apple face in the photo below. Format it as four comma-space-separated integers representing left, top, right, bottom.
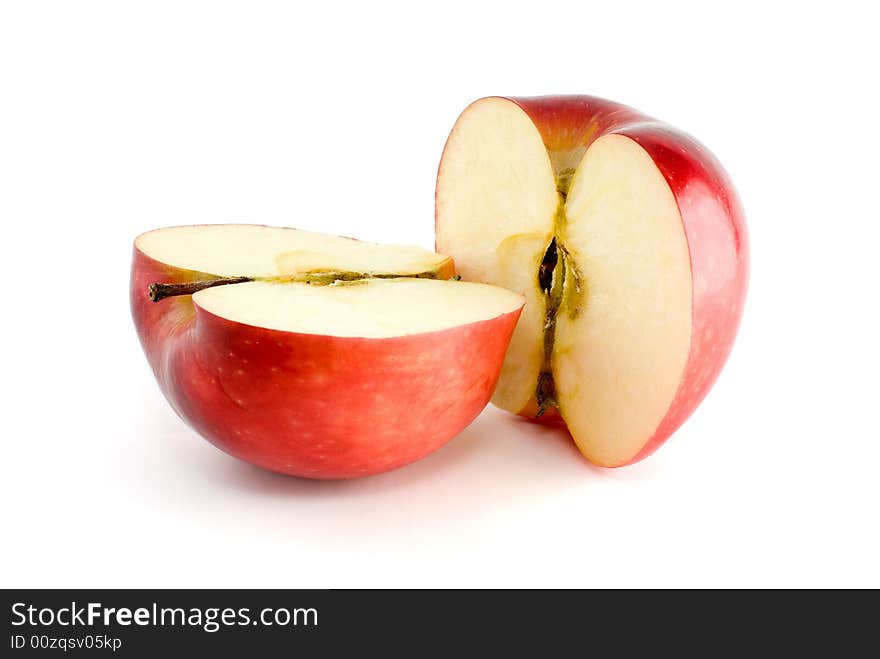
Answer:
136, 224, 455, 280
436, 97, 701, 467
131, 224, 524, 479
194, 278, 525, 339
553, 135, 692, 466
435, 99, 559, 418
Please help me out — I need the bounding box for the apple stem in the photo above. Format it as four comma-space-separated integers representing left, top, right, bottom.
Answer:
148, 277, 253, 302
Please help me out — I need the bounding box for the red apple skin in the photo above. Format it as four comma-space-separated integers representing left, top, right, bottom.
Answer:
131, 247, 521, 479
445, 96, 748, 466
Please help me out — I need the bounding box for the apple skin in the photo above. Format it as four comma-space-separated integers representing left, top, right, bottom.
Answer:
130, 246, 521, 479
441, 96, 749, 466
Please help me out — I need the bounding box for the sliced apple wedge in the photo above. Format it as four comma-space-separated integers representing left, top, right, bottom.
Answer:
436, 96, 748, 467
435, 98, 558, 417
131, 224, 523, 479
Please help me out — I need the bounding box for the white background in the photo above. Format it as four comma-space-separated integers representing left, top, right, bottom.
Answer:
2, 1, 878, 588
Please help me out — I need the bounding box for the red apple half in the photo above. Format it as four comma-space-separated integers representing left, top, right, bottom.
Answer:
131, 224, 523, 479
436, 96, 748, 467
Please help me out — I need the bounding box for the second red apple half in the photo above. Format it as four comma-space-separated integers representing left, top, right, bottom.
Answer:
436, 95, 748, 467
131, 225, 524, 479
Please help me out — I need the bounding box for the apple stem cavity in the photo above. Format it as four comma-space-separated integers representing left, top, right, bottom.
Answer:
555, 167, 576, 201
